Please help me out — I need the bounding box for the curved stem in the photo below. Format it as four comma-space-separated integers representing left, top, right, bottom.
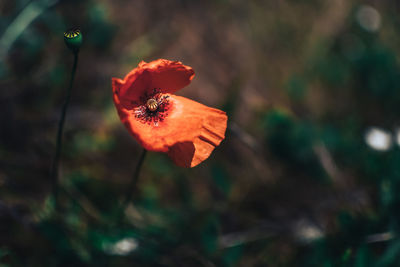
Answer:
120, 149, 147, 213
50, 52, 79, 208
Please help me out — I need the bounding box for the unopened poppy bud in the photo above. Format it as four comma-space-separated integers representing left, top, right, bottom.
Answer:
64, 28, 82, 53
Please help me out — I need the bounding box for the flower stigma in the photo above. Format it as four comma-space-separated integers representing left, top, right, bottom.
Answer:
146, 98, 158, 111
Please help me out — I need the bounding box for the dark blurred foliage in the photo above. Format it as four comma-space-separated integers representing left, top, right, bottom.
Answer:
1, 0, 400, 266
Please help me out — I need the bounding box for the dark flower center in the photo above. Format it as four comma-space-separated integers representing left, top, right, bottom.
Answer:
133, 89, 170, 126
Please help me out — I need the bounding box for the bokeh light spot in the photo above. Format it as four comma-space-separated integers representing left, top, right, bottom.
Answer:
103, 238, 138, 256
365, 127, 392, 151
356, 5, 381, 32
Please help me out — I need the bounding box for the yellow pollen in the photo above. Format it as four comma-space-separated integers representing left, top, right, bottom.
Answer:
146, 98, 158, 111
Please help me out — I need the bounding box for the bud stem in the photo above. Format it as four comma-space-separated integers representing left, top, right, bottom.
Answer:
51, 51, 79, 209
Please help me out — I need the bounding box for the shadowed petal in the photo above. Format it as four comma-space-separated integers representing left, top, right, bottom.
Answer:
112, 59, 194, 108
143, 59, 195, 94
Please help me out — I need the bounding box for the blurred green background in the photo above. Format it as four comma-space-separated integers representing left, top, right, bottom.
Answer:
1, 0, 400, 266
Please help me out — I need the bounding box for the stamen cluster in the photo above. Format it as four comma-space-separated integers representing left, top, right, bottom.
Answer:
133, 88, 170, 126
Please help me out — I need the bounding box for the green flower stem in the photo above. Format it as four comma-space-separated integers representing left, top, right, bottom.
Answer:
120, 149, 147, 216
51, 51, 79, 208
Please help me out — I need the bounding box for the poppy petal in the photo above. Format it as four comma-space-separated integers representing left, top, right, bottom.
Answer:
112, 67, 152, 108
143, 59, 195, 94
112, 59, 194, 108
113, 91, 227, 167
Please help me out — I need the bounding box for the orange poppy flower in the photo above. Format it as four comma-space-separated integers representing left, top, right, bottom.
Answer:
112, 59, 228, 167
